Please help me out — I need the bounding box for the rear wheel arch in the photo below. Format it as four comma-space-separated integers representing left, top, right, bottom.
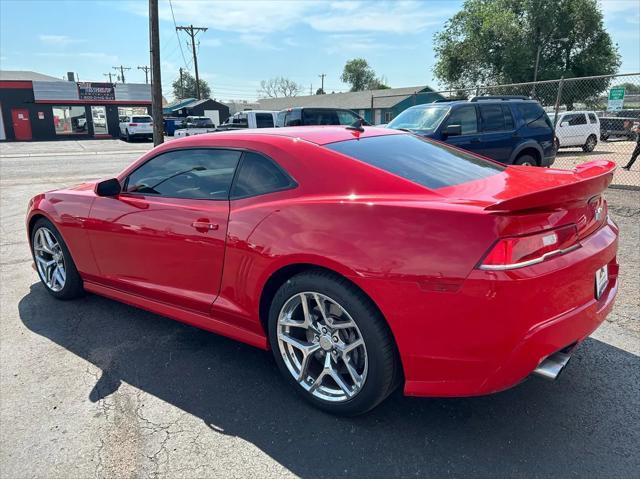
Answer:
258, 264, 402, 368
514, 146, 541, 166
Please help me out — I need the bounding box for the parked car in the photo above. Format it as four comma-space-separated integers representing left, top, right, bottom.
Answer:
119, 115, 153, 141
174, 117, 216, 138
219, 110, 279, 130
599, 116, 639, 141
276, 107, 366, 127
387, 96, 555, 166
549, 111, 600, 152
27, 126, 618, 415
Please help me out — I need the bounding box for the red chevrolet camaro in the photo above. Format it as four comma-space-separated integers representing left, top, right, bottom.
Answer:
27, 126, 618, 415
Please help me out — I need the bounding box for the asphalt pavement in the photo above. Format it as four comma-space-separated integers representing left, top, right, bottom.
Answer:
1, 141, 638, 478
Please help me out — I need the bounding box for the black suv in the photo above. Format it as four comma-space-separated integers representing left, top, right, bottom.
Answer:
387, 96, 556, 166
276, 107, 366, 127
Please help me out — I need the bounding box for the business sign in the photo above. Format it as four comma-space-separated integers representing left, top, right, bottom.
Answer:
77, 82, 115, 101
607, 87, 625, 111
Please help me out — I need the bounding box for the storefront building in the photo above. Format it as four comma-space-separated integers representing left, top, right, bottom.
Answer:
0, 72, 151, 141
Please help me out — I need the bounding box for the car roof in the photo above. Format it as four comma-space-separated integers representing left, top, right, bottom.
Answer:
279, 107, 357, 112
406, 99, 540, 109
167, 126, 403, 146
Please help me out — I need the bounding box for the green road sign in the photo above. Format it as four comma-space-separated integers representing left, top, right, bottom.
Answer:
608, 88, 625, 100
607, 87, 625, 111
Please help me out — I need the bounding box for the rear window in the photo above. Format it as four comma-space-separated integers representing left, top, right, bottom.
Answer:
133, 116, 152, 123
515, 103, 552, 129
325, 134, 504, 189
255, 113, 274, 128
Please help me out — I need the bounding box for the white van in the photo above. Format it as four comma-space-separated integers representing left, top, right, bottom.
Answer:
551, 111, 600, 152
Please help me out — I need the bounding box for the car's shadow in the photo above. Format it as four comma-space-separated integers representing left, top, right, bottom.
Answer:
18, 284, 640, 477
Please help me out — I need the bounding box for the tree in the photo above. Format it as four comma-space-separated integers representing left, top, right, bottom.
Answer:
616, 82, 640, 95
433, 0, 620, 106
316, 88, 325, 95
341, 58, 390, 91
258, 77, 303, 98
172, 71, 211, 100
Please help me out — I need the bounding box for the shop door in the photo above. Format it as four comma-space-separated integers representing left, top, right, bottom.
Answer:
11, 109, 32, 140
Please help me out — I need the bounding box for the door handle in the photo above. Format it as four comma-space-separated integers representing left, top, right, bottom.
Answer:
191, 220, 219, 232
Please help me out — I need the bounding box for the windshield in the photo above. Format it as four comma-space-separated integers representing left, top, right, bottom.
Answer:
387, 106, 449, 131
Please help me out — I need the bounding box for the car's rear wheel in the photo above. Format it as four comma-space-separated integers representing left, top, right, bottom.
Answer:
513, 154, 537, 166
31, 218, 83, 300
268, 270, 399, 415
582, 134, 597, 152
126, 129, 131, 142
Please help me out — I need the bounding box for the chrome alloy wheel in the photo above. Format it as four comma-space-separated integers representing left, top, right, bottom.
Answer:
33, 227, 66, 292
277, 292, 368, 402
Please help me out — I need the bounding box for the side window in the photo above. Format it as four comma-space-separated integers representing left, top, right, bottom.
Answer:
445, 106, 478, 135
336, 110, 359, 125
231, 152, 295, 198
255, 113, 274, 128
232, 113, 249, 128
479, 104, 505, 132
568, 114, 587, 126
125, 149, 241, 200
285, 110, 301, 126
502, 105, 514, 129
517, 103, 550, 129
276, 111, 286, 127
588, 113, 597, 123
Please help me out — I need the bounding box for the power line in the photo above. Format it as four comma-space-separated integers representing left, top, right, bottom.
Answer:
169, 0, 190, 70
103, 72, 114, 83
176, 25, 208, 99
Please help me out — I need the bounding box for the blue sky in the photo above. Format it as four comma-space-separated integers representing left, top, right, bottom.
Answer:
1, 0, 638, 101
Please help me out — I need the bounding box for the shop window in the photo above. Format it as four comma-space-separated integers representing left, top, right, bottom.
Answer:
91, 106, 108, 135
384, 111, 394, 123
53, 106, 88, 135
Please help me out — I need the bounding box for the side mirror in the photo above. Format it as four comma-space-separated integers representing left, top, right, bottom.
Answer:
442, 124, 462, 137
95, 178, 121, 197
560, 121, 568, 128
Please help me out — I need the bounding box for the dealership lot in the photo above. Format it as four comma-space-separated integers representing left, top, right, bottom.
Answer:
1, 142, 638, 478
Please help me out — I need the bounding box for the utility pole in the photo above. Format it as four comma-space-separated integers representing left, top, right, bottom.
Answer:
113, 65, 131, 84
176, 24, 208, 99
103, 72, 114, 83
318, 73, 326, 93
179, 67, 184, 99
149, 0, 164, 145
309, 83, 313, 95
138, 65, 151, 84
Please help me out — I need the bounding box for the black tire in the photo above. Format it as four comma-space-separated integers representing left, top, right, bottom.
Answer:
582, 134, 597, 152
554, 137, 560, 152
126, 129, 131, 142
30, 218, 84, 300
600, 134, 609, 142
513, 154, 538, 166
268, 270, 399, 416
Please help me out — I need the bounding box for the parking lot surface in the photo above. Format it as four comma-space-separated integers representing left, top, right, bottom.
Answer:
1, 141, 638, 478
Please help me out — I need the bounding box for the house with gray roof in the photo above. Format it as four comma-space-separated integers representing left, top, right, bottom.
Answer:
257, 85, 444, 124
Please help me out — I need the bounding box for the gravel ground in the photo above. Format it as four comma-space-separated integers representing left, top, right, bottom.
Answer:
0, 143, 638, 478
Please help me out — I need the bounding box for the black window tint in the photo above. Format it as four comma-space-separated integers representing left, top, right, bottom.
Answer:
516, 103, 550, 129
231, 152, 294, 198
479, 104, 505, 132
568, 114, 587, 126
325, 134, 504, 190
125, 149, 241, 199
302, 109, 340, 125
502, 105, 514, 129
445, 106, 478, 134
132, 116, 152, 123
255, 113, 274, 128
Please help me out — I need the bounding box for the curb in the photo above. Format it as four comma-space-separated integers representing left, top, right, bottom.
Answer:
0, 150, 150, 159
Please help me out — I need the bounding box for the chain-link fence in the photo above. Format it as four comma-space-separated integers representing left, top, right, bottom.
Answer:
373, 73, 640, 188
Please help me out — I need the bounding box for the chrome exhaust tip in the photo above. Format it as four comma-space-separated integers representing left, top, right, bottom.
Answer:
532, 351, 571, 380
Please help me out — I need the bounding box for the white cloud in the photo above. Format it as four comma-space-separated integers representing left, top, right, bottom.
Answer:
36, 51, 118, 63
38, 34, 82, 46
200, 38, 222, 48
306, 1, 454, 33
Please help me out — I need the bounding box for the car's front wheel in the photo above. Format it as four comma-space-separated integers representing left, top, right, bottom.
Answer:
268, 270, 399, 415
31, 218, 84, 299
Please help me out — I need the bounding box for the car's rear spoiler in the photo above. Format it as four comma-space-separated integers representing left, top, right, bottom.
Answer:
485, 160, 616, 212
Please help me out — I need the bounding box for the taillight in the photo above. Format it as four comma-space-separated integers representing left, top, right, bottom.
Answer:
129, 123, 138, 127
479, 225, 580, 270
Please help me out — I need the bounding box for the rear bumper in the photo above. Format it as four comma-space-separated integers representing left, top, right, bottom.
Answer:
354, 219, 619, 398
